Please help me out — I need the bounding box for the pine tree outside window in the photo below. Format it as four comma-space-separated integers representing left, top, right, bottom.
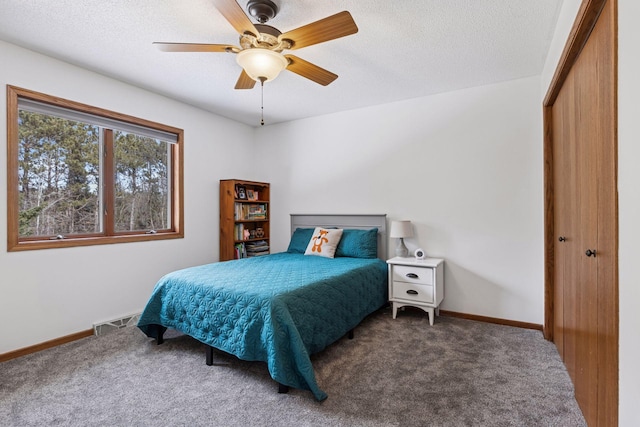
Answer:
6, 86, 184, 251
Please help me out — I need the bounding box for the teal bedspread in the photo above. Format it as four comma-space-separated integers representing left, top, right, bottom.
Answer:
137, 252, 388, 401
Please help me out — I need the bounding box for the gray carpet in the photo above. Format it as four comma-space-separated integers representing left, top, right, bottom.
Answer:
0, 307, 586, 426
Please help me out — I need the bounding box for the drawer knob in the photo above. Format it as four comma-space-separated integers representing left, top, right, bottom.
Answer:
406, 290, 418, 295
406, 273, 419, 279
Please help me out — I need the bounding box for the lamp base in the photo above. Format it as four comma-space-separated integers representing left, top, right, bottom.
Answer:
395, 238, 409, 258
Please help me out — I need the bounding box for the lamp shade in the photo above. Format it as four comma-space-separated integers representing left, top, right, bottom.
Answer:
389, 220, 413, 238
236, 48, 288, 82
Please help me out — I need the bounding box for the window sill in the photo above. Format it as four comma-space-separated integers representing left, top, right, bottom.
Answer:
8, 232, 184, 252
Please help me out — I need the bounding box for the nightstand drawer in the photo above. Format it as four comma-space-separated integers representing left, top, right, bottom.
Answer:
392, 265, 434, 286
392, 281, 434, 304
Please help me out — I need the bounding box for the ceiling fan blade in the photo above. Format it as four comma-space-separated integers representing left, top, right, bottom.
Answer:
212, 0, 259, 36
279, 11, 358, 50
284, 55, 338, 86
153, 42, 238, 53
235, 70, 257, 89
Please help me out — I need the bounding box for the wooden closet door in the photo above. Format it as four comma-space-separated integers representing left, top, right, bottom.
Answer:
592, 2, 618, 424
573, 37, 599, 420
551, 102, 565, 360
552, 75, 577, 365
545, 1, 618, 425
573, 3, 617, 424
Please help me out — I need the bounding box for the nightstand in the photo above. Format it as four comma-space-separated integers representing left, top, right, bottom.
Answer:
386, 257, 444, 325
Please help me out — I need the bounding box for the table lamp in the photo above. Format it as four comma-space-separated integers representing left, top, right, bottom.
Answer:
390, 220, 413, 257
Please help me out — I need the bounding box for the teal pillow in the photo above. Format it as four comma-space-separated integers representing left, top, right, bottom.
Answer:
335, 228, 378, 258
287, 228, 314, 253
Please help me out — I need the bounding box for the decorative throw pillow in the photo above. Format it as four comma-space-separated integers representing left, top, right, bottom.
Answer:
335, 228, 378, 258
287, 228, 315, 253
304, 227, 343, 258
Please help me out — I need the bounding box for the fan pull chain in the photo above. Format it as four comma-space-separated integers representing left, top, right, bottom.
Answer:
259, 77, 266, 126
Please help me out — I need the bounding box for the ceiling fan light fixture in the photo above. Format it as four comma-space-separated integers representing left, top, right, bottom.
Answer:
236, 48, 288, 83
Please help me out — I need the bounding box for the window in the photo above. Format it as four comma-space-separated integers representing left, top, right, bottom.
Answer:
7, 86, 183, 251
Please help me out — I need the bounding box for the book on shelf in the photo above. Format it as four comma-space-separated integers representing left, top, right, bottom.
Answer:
245, 243, 269, 250
245, 240, 270, 257
234, 223, 246, 241
234, 203, 268, 220
233, 241, 270, 259
234, 242, 247, 259
246, 251, 270, 257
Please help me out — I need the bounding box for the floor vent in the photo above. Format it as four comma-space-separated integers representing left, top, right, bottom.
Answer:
93, 313, 141, 336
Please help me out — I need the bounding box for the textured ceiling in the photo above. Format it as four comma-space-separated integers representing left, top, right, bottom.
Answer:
0, 0, 563, 127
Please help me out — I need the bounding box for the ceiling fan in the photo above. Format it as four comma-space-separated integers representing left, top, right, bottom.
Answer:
153, 0, 359, 90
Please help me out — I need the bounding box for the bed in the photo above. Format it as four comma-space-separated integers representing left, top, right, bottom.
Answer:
137, 214, 388, 401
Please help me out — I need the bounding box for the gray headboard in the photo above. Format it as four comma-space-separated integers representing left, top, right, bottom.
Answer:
290, 214, 387, 260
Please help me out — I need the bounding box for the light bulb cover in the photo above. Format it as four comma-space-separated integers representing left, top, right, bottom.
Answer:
389, 220, 413, 238
236, 48, 288, 82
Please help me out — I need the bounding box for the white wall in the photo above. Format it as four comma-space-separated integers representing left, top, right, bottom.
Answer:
541, 0, 640, 424
618, 1, 640, 425
0, 41, 254, 354
540, 0, 582, 92
254, 76, 544, 325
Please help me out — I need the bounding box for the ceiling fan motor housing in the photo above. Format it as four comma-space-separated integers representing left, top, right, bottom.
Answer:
247, 0, 278, 24
239, 24, 289, 51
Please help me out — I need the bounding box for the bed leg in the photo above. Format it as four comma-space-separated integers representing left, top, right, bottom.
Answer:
206, 345, 214, 366
348, 329, 354, 339
278, 383, 289, 394
152, 324, 164, 345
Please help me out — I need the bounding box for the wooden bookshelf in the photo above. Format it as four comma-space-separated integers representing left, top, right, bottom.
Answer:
219, 179, 270, 261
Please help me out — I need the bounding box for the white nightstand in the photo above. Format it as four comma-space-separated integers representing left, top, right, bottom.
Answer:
386, 257, 444, 325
